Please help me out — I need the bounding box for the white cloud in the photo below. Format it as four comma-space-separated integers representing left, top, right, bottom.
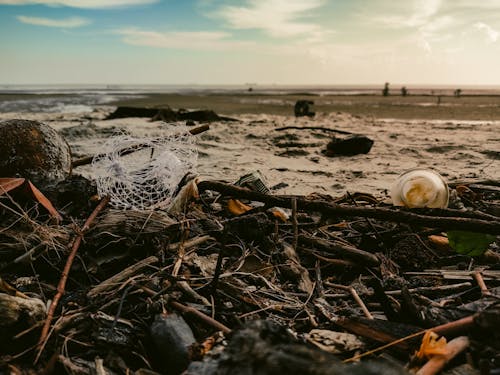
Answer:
115, 28, 254, 51
474, 22, 499, 43
216, 0, 326, 38
0, 0, 158, 8
369, 0, 442, 28
17, 15, 90, 27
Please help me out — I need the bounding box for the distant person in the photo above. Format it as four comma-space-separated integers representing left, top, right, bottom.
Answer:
382, 82, 390, 96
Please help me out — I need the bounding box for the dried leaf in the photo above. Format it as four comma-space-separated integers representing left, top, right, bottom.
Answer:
227, 199, 252, 216
416, 331, 448, 360
0, 178, 26, 195
27, 181, 62, 222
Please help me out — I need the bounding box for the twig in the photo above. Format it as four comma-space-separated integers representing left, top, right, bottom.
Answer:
87, 255, 158, 299
299, 235, 380, 266
291, 197, 298, 251
416, 336, 470, 375
197, 180, 500, 234
36, 196, 110, 363
327, 283, 373, 319
473, 271, 490, 297
275, 125, 353, 135
342, 314, 475, 363
170, 300, 231, 334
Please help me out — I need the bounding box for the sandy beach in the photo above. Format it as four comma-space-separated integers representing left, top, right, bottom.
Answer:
1, 92, 498, 198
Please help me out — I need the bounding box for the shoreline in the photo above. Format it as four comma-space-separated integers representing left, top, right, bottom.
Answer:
108, 93, 500, 120
3, 92, 500, 120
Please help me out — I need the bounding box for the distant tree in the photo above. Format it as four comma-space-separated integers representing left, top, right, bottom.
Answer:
454, 89, 462, 98
401, 86, 408, 96
382, 82, 390, 96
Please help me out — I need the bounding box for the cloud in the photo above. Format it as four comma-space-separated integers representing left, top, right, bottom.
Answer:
0, 0, 158, 8
474, 22, 499, 42
368, 0, 442, 28
16, 14, 90, 27
216, 0, 326, 38
115, 28, 254, 51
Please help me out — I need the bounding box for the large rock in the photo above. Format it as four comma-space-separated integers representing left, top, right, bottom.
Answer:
324, 135, 374, 157
105, 106, 164, 120
0, 119, 71, 185
106, 106, 237, 122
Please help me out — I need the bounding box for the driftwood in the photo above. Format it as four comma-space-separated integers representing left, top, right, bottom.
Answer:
275, 125, 352, 135
197, 180, 500, 234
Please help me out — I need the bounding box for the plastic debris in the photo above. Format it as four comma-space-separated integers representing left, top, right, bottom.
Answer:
91, 125, 197, 210
391, 168, 449, 208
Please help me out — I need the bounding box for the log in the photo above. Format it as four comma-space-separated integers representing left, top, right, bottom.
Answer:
197, 181, 500, 234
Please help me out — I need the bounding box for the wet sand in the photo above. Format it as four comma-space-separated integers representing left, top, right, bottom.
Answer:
1, 93, 497, 198
110, 93, 500, 120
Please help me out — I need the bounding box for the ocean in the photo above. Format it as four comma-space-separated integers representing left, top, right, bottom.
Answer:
2, 84, 500, 113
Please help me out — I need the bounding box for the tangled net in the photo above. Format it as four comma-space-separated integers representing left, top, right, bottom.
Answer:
92, 125, 197, 210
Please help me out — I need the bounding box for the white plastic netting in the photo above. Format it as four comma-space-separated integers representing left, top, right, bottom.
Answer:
91, 125, 197, 210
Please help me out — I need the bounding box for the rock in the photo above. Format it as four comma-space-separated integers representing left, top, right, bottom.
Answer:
187, 320, 408, 375
151, 107, 179, 122
294, 100, 315, 117
150, 313, 196, 375
106, 106, 237, 122
324, 135, 374, 156
0, 119, 72, 185
178, 110, 236, 122
105, 106, 162, 120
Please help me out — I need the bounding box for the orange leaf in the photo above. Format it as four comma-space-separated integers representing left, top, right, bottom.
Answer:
227, 199, 252, 216
416, 331, 448, 360
0, 178, 26, 195
26, 181, 62, 222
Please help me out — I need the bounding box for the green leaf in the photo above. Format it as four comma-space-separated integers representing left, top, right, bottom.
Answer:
447, 230, 496, 256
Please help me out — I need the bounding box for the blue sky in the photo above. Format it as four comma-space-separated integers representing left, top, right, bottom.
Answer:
1, 0, 500, 85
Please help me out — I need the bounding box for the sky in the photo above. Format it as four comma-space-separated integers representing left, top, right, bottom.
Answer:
1, 0, 500, 85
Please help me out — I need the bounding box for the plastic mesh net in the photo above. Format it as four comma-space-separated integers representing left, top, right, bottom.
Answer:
92, 125, 197, 210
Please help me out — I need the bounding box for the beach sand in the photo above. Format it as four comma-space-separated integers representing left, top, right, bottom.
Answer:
0, 93, 498, 198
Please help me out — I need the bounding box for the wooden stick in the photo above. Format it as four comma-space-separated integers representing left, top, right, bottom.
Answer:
72, 124, 209, 168
342, 314, 475, 363
86, 255, 158, 299
170, 300, 231, 334
197, 181, 500, 234
36, 196, 110, 363
299, 235, 380, 266
473, 271, 490, 297
416, 336, 470, 375
275, 125, 353, 135
291, 197, 298, 251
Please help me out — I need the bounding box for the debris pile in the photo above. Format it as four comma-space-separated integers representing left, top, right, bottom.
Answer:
0, 118, 499, 375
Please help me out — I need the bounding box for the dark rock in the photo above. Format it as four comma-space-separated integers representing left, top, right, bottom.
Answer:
0, 119, 71, 185
294, 100, 315, 117
324, 135, 374, 156
151, 107, 179, 122
178, 110, 237, 123
151, 313, 196, 375
106, 106, 237, 122
105, 106, 162, 120
187, 320, 409, 375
